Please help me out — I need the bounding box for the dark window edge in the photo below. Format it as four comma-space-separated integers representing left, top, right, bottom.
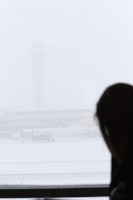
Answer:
0, 184, 109, 198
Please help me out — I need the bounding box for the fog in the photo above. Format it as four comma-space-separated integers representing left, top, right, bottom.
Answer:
0, 0, 132, 111
1, 1, 132, 198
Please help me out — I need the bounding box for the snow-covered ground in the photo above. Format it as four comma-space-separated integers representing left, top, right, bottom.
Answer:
0, 111, 110, 199
0, 137, 110, 186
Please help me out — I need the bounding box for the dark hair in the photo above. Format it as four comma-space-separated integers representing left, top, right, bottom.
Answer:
96, 83, 133, 160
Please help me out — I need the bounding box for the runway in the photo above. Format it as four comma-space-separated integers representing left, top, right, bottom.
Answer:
0, 138, 110, 186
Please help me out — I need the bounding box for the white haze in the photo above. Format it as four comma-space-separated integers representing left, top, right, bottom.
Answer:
0, 1, 132, 198
0, 0, 132, 111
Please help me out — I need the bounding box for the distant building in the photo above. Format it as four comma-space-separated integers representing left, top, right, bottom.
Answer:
0, 109, 100, 142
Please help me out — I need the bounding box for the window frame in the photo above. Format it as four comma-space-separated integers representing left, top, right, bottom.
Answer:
0, 184, 109, 198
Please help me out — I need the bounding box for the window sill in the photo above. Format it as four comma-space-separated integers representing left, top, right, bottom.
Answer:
0, 184, 109, 198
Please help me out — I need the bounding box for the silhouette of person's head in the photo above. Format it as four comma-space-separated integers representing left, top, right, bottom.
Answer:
96, 83, 133, 160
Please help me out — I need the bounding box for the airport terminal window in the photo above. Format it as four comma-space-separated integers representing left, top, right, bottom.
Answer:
0, 0, 132, 198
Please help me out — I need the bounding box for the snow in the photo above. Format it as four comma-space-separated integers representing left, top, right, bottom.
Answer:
0, 138, 110, 186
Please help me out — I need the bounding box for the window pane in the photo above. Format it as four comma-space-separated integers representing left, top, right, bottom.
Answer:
0, 110, 110, 185
0, 0, 132, 187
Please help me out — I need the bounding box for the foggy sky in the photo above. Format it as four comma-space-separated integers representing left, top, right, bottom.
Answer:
0, 0, 133, 111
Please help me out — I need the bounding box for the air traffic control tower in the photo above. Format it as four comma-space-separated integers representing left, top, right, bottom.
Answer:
30, 42, 45, 111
